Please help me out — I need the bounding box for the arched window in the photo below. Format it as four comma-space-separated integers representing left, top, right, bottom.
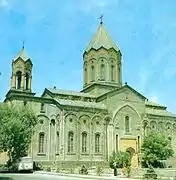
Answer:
50, 119, 55, 126
143, 121, 148, 136
25, 73, 29, 90
100, 64, 105, 80
82, 132, 87, 153
84, 68, 87, 85
91, 65, 95, 82
39, 133, 45, 153
111, 65, 115, 81
95, 133, 100, 153
125, 116, 130, 133
68, 131, 74, 153
16, 71, 22, 89
56, 131, 59, 154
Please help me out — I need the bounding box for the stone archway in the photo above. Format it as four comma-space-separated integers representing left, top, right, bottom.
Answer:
126, 147, 137, 167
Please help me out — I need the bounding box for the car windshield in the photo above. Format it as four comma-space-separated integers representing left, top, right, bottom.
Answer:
21, 157, 33, 163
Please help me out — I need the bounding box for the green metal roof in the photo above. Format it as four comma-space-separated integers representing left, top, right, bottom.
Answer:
54, 99, 106, 109
47, 88, 96, 98
85, 23, 120, 53
13, 47, 29, 61
145, 100, 166, 109
146, 107, 176, 117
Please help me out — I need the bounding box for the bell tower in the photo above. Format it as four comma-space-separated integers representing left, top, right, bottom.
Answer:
5, 46, 35, 101
82, 20, 122, 95
11, 46, 33, 92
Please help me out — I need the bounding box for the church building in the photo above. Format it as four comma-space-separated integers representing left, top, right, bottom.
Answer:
4, 21, 176, 168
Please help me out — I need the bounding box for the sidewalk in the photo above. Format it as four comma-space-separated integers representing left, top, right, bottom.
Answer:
34, 171, 140, 180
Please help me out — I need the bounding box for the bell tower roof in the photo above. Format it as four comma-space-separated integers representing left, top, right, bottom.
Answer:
13, 46, 29, 61
85, 22, 120, 53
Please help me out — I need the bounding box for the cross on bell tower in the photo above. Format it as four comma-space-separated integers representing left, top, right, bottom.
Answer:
99, 14, 103, 24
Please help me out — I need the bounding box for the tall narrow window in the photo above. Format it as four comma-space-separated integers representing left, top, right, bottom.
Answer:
100, 64, 105, 80
56, 131, 59, 154
137, 136, 140, 153
111, 65, 115, 81
25, 73, 29, 90
39, 133, 45, 153
68, 131, 74, 153
125, 116, 130, 133
16, 71, 22, 89
91, 65, 95, 81
118, 67, 121, 82
84, 68, 87, 85
95, 133, 100, 153
82, 132, 87, 153
143, 122, 147, 136
116, 134, 118, 152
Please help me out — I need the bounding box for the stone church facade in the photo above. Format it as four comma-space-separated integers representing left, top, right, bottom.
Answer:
3, 22, 176, 168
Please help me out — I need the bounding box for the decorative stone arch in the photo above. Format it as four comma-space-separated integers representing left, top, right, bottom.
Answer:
15, 70, 22, 89
24, 72, 30, 90
143, 120, 149, 136
150, 120, 157, 131
37, 114, 50, 121
65, 113, 78, 124
89, 58, 96, 82
142, 120, 149, 128
78, 114, 90, 124
113, 103, 142, 123
56, 113, 60, 124
166, 122, 172, 132
98, 57, 107, 81
91, 115, 101, 125
104, 116, 112, 125
83, 60, 88, 66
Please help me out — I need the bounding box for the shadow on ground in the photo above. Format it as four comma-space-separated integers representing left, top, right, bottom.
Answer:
0, 177, 13, 180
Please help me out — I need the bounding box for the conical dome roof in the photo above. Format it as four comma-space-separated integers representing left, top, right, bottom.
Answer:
85, 23, 120, 53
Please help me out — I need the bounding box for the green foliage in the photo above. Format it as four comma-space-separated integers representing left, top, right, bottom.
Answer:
126, 166, 131, 178
141, 132, 174, 167
0, 103, 37, 167
109, 151, 131, 169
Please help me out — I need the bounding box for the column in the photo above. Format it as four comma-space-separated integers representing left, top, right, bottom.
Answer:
11, 74, 16, 89
107, 123, 114, 160
21, 74, 25, 89
28, 76, 32, 91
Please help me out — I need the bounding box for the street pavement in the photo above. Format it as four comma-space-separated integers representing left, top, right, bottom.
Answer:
0, 173, 133, 180
0, 173, 87, 180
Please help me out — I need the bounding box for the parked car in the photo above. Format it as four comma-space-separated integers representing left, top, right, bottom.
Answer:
18, 156, 33, 173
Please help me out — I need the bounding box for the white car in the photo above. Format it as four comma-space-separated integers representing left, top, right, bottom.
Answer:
18, 156, 34, 172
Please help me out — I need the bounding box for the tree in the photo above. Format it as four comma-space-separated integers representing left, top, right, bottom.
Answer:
0, 103, 37, 168
109, 151, 131, 176
141, 132, 174, 168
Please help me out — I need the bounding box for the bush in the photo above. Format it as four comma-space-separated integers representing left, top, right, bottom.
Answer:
126, 166, 131, 178
79, 165, 88, 175
0, 164, 7, 171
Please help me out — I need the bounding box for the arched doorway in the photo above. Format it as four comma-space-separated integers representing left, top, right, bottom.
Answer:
126, 147, 137, 167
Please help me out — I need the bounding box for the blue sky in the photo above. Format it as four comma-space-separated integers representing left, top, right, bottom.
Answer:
0, 0, 176, 113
